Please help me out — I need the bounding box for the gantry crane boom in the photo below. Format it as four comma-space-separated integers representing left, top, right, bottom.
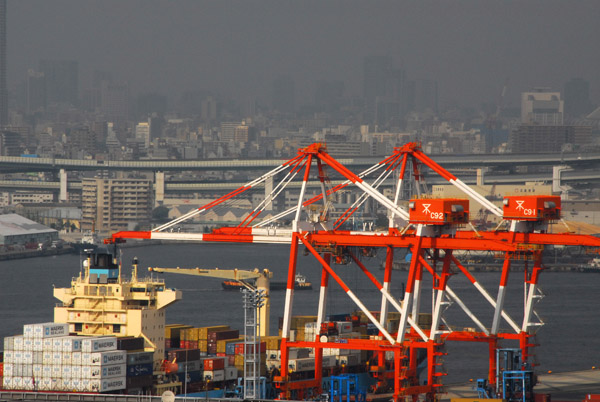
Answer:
148, 266, 272, 337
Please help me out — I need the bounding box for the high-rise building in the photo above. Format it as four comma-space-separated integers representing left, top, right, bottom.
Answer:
363, 56, 409, 125
39, 59, 79, 106
521, 88, 563, 125
272, 75, 295, 114
564, 78, 594, 119
509, 124, 592, 153
81, 178, 152, 232
100, 81, 129, 122
67, 126, 97, 158
0, 0, 7, 127
26, 69, 46, 114
135, 121, 151, 149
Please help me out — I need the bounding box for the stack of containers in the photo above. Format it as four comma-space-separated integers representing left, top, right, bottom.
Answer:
165, 325, 192, 349
81, 336, 127, 393
125, 351, 153, 394
207, 328, 239, 355
2, 323, 128, 393
201, 356, 226, 382
198, 325, 229, 353
167, 348, 203, 385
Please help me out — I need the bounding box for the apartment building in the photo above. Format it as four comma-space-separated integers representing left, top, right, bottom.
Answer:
81, 178, 152, 232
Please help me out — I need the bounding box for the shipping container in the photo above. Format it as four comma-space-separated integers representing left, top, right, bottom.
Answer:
203, 369, 225, 382
126, 363, 153, 377
24, 323, 70, 339
90, 350, 127, 366
167, 348, 201, 362
126, 374, 153, 389
82, 337, 118, 353
90, 377, 126, 392
117, 337, 145, 351
90, 363, 127, 379
202, 356, 225, 371
126, 351, 153, 365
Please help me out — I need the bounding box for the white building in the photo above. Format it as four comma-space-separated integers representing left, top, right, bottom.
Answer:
521, 88, 564, 125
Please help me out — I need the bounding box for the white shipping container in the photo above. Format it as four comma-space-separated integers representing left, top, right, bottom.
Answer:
177, 360, 201, 373
90, 350, 126, 366
71, 365, 82, 379
3, 363, 14, 377
80, 379, 91, 392
23, 339, 33, 351
12, 376, 23, 389
33, 364, 43, 377
61, 378, 72, 391
288, 357, 315, 372
61, 352, 72, 366
33, 322, 69, 338
265, 359, 280, 370
20, 364, 33, 377
81, 366, 92, 379
82, 337, 117, 353
51, 364, 62, 378
13, 336, 24, 350
4, 350, 14, 363
41, 365, 53, 379
224, 366, 238, 381
3, 336, 15, 351
2, 376, 12, 390
39, 378, 53, 391
52, 352, 62, 363
62, 365, 73, 379
62, 336, 82, 352
90, 363, 126, 379
43, 338, 53, 351
33, 338, 43, 351
52, 338, 63, 351
71, 378, 82, 391
23, 324, 35, 338
42, 351, 53, 365
72, 352, 82, 365
288, 348, 310, 359
81, 352, 92, 365
336, 321, 353, 334
203, 369, 225, 382
33, 351, 43, 364
22, 377, 34, 390
337, 354, 359, 367
90, 377, 126, 392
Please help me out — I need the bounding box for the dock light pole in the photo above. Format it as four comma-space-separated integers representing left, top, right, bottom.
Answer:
242, 288, 266, 400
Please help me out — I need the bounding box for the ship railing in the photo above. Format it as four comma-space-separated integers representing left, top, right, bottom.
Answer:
0, 391, 271, 402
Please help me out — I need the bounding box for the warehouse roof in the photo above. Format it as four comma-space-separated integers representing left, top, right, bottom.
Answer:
0, 213, 57, 236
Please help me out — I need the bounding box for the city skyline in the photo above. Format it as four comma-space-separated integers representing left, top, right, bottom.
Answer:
5, 1, 600, 111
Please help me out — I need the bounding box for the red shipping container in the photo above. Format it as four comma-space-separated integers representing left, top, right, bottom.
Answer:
0, 362, 3, 377
203, 357, 225, 371
235, 342, 266, 355
208, 329, 240, 341
216, 352, 227, 357
165, 339, 172, 349
189, 341, 198, 350
228, 355, 236, 366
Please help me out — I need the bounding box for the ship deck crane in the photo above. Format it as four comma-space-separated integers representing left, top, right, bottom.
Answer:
147, 267, 272, 337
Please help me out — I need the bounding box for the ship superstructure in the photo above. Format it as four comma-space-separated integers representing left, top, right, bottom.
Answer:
53, 251, 182, 364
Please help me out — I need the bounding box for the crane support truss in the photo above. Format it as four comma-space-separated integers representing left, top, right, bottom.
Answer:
108, 143, 600, 401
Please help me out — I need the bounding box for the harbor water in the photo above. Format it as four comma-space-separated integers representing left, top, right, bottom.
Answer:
1, 242, 599, 384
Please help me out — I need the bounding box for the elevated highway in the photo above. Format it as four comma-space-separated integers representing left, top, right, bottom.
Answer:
0, 169, 597, 193
0, 151, 599, 172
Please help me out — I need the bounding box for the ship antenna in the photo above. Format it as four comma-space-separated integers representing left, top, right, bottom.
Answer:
132, 257, 139, 281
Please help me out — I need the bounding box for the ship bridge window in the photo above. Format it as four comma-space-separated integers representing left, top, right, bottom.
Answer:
113, 324, 121, 333
131, 287, 147, 292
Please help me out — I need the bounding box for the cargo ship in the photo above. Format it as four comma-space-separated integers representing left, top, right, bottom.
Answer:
0, 248, 382, 398
221, 273, 313, 291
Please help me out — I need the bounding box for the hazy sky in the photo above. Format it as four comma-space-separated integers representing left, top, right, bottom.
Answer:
7, 0, 600, 109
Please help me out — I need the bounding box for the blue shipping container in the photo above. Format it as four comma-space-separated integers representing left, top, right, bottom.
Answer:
127, 363, 153, 377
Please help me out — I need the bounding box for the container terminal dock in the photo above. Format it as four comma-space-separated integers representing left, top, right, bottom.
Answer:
3, 142, 600, 402
1, 369, 600, 402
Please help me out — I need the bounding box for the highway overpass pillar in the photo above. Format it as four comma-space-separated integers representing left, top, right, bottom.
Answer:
59, 169, 68, 202
265, 175, 273, 211
552, 165, 573, 199
155, 171, 165, 207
